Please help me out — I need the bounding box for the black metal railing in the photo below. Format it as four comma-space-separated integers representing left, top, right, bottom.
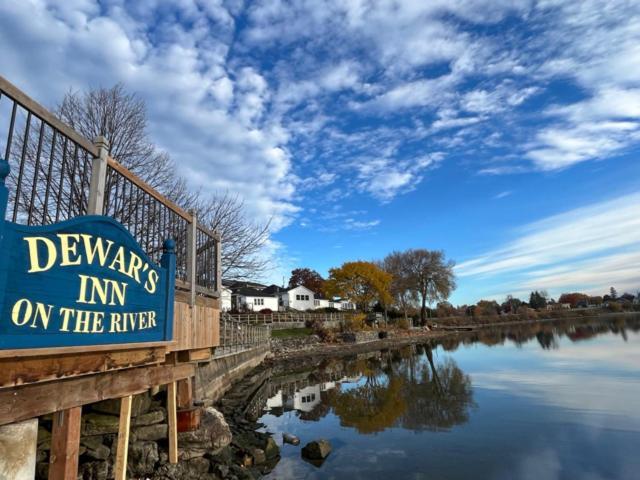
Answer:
103, 165, 190, 281
0, 80, 96, 225
0, 75, 220, 295
215, 312, 270, 356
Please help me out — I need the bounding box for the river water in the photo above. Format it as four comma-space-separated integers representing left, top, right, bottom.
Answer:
257, 316, 640, 479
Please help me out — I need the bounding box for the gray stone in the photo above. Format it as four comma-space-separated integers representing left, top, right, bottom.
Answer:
91, 392, 151, 417
282, 433, 300, 446
301, 439, 332, 460
81, 413, 120, 436
131, 424, 168, 442
83, 443, 110, 461
128, 441, 159, 477
132, 409, 166, 426
179, 407, 231, 452
250, 447, 266, 465
36, 426, 51, 450
78, 460, 109, 480
263, 437, 279, 459
80, 436, 104, 450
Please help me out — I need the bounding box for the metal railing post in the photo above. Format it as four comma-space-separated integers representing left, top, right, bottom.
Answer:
87, 136, 109, 215
186, 210, 197, 306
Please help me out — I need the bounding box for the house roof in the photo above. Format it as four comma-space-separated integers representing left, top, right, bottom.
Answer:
263, 284, 287, 294
234, 287, 277, 297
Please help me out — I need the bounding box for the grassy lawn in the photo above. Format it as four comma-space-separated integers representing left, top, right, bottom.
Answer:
271, 327, 313, 338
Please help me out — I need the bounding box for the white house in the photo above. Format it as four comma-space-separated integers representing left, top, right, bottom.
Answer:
220, 286, 232, 312
293, 385, 322, 412
233, 287, 279, 312
279, 285, 317, 310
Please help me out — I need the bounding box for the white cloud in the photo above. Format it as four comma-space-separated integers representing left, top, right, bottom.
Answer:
457, 192, 640, 297
354, 153, 444, 202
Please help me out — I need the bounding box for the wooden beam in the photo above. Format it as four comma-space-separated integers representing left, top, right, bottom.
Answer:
0, 363, 194, 426
48, 406, 82, 480
167, 382, 178, 464
114, 396, 132, 480
0, 346, 167, 388
176, 378, 193, 409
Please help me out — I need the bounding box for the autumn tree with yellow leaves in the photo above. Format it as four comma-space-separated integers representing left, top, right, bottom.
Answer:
324, 261, 393, 312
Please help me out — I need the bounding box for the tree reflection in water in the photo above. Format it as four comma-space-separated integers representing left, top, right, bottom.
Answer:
325, 345, 474, 434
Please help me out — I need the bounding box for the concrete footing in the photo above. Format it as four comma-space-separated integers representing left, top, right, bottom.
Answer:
0, 418, 38, 480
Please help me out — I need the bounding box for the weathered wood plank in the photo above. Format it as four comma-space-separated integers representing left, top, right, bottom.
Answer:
0, 341, 172, 359
167, 381, 178, 464
176, 378, 193, 409
0, 347, 166, 388
114, 396, 132, 480
48, 406, 82, 480
0, 363, 194, 426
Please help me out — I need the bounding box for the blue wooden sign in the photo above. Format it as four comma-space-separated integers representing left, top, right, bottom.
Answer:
0, 159, 175, 350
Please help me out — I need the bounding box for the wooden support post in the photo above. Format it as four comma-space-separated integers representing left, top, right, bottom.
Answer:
114, 395, 132, 480
49, 406, 81, 480
186, 212, 197, 306
168, 382, 178, 464
176, 378, 193, 409
87, 136, 109, 215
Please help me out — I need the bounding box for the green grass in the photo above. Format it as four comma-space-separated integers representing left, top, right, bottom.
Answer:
271, 327, 313, 338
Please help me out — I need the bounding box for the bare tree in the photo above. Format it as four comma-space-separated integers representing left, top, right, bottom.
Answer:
404, 249, 456, 325
380, 252, 418, 322
54, 84, 271, 280
195, 192, 271, 280
56, 84, 193, 205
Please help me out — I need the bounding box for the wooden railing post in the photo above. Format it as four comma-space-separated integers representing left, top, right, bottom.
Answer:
214, 232, 222, 294
186, 210, 197, 306
87, 136, 109, 215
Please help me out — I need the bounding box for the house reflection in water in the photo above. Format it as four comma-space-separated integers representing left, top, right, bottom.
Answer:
265, 376, 361, 415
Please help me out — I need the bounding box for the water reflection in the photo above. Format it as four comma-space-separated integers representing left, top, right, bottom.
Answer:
259, 315, 640, 479
264, 346, 474, 434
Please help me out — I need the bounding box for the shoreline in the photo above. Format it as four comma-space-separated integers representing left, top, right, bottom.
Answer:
269, 311, 639, 362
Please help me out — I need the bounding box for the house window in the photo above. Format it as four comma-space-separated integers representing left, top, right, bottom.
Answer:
255, 298, 264, 306
296, 294, 301, 301
314, 300, 320, 306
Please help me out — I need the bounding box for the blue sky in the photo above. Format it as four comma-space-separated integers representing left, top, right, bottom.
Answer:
1, 1, 639, 304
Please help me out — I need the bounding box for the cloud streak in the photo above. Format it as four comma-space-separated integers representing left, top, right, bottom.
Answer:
457, 192, 640, 297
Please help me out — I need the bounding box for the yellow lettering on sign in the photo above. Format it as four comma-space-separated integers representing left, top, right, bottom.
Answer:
11, 298, 32, 326
77, 275, 128, 306
57, 233, 82, 266
59, 307, 74, 332
24, 237, 57, 273
108, 246, 128, 275
144, 270, 159, 294
81, 234, 114, 266
11, 299, 54, 329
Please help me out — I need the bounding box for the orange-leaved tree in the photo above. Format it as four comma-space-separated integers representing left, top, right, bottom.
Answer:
324, 261, 392, 312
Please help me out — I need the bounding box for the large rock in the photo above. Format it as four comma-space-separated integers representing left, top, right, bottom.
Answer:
178, 407, 231, 453
150, 457, 212, 480
91, 393, 152, 417
282, 433, 300, 446
78, 460, 109, 480
131, 424, 168, 442
81, 413, 120, 436
128, 441, 159, 477
132, 409, 166, 426
80, 436, 110, 460
262, 437, 279, 459
301, 439, 332, 460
